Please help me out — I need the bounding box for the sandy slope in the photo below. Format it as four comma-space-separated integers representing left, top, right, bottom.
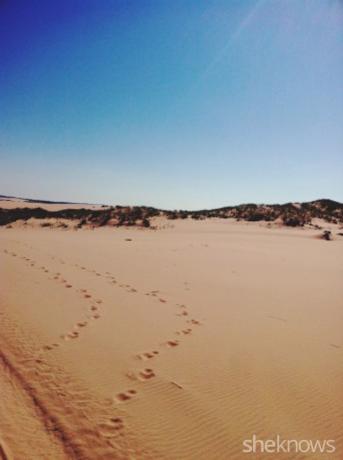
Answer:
0, 220, 342, 459
0, 198, 105, 211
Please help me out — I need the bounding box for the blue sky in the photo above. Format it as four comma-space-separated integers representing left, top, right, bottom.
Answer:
1, 0, 342, 209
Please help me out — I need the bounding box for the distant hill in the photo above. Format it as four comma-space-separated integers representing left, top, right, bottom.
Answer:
0, 194, 93, 205
0, 197, 342, 228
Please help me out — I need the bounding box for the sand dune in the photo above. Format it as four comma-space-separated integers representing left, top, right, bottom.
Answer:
0, 219, 342, 459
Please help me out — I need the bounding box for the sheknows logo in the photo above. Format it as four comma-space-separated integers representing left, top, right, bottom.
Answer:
242, 435, 336, 454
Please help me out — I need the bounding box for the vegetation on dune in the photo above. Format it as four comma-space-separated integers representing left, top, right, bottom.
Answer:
0, 199, 342, 229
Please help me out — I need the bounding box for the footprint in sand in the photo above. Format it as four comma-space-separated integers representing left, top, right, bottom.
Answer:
99, 417, 124, 437
188, 319, 202, 326
65, 284, 72, 288
77, 321, 88, 328
64, 331, 79, 340
126, 368, 156, 381
109, 417, 124, 431
146, 290, 159, 297
115, 389, 137, 403
92, 313, 101, 320
136, 351, 159, 360
43, 343, 59, 351
84, 294, 92, 299
166, 340, 179, 348
177, 328, 192, 335
138, 368, 156, 380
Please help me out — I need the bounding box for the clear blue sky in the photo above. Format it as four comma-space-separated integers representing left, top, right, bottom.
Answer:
1, 0, 342, 209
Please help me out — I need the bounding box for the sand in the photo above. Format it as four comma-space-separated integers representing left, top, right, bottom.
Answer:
0, 217, 342, 459
0, 198, 105, 211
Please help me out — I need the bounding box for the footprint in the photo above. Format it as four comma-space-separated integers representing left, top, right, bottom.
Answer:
136, 351, 159, 360
90, 305, 98, 311
77, 321, 88, 328
65, 331, 79, 340
188, 319, 201, 326
65, 284, 72, 288
99, 418, 124, 437
43, 343, 59, 351
159, 298, 167, 303
84, 294, 92, 299
166, 340, 179, 348
92, 313, 100, 320
109, 417, 124, 431
139, 368, 156, 380
181, 329, 192, 335
115, 389, 137, 403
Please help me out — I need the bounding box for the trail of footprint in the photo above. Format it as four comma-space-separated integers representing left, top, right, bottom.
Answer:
18, 253, 204, 370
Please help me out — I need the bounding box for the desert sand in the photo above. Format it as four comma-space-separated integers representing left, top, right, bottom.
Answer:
0, 215, 342, 459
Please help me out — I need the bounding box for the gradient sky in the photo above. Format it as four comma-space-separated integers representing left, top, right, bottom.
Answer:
1, 0, 342, 209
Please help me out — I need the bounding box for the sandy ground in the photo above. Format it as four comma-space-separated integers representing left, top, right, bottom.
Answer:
0, 198, 106, 211
0, 219, 342, 459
